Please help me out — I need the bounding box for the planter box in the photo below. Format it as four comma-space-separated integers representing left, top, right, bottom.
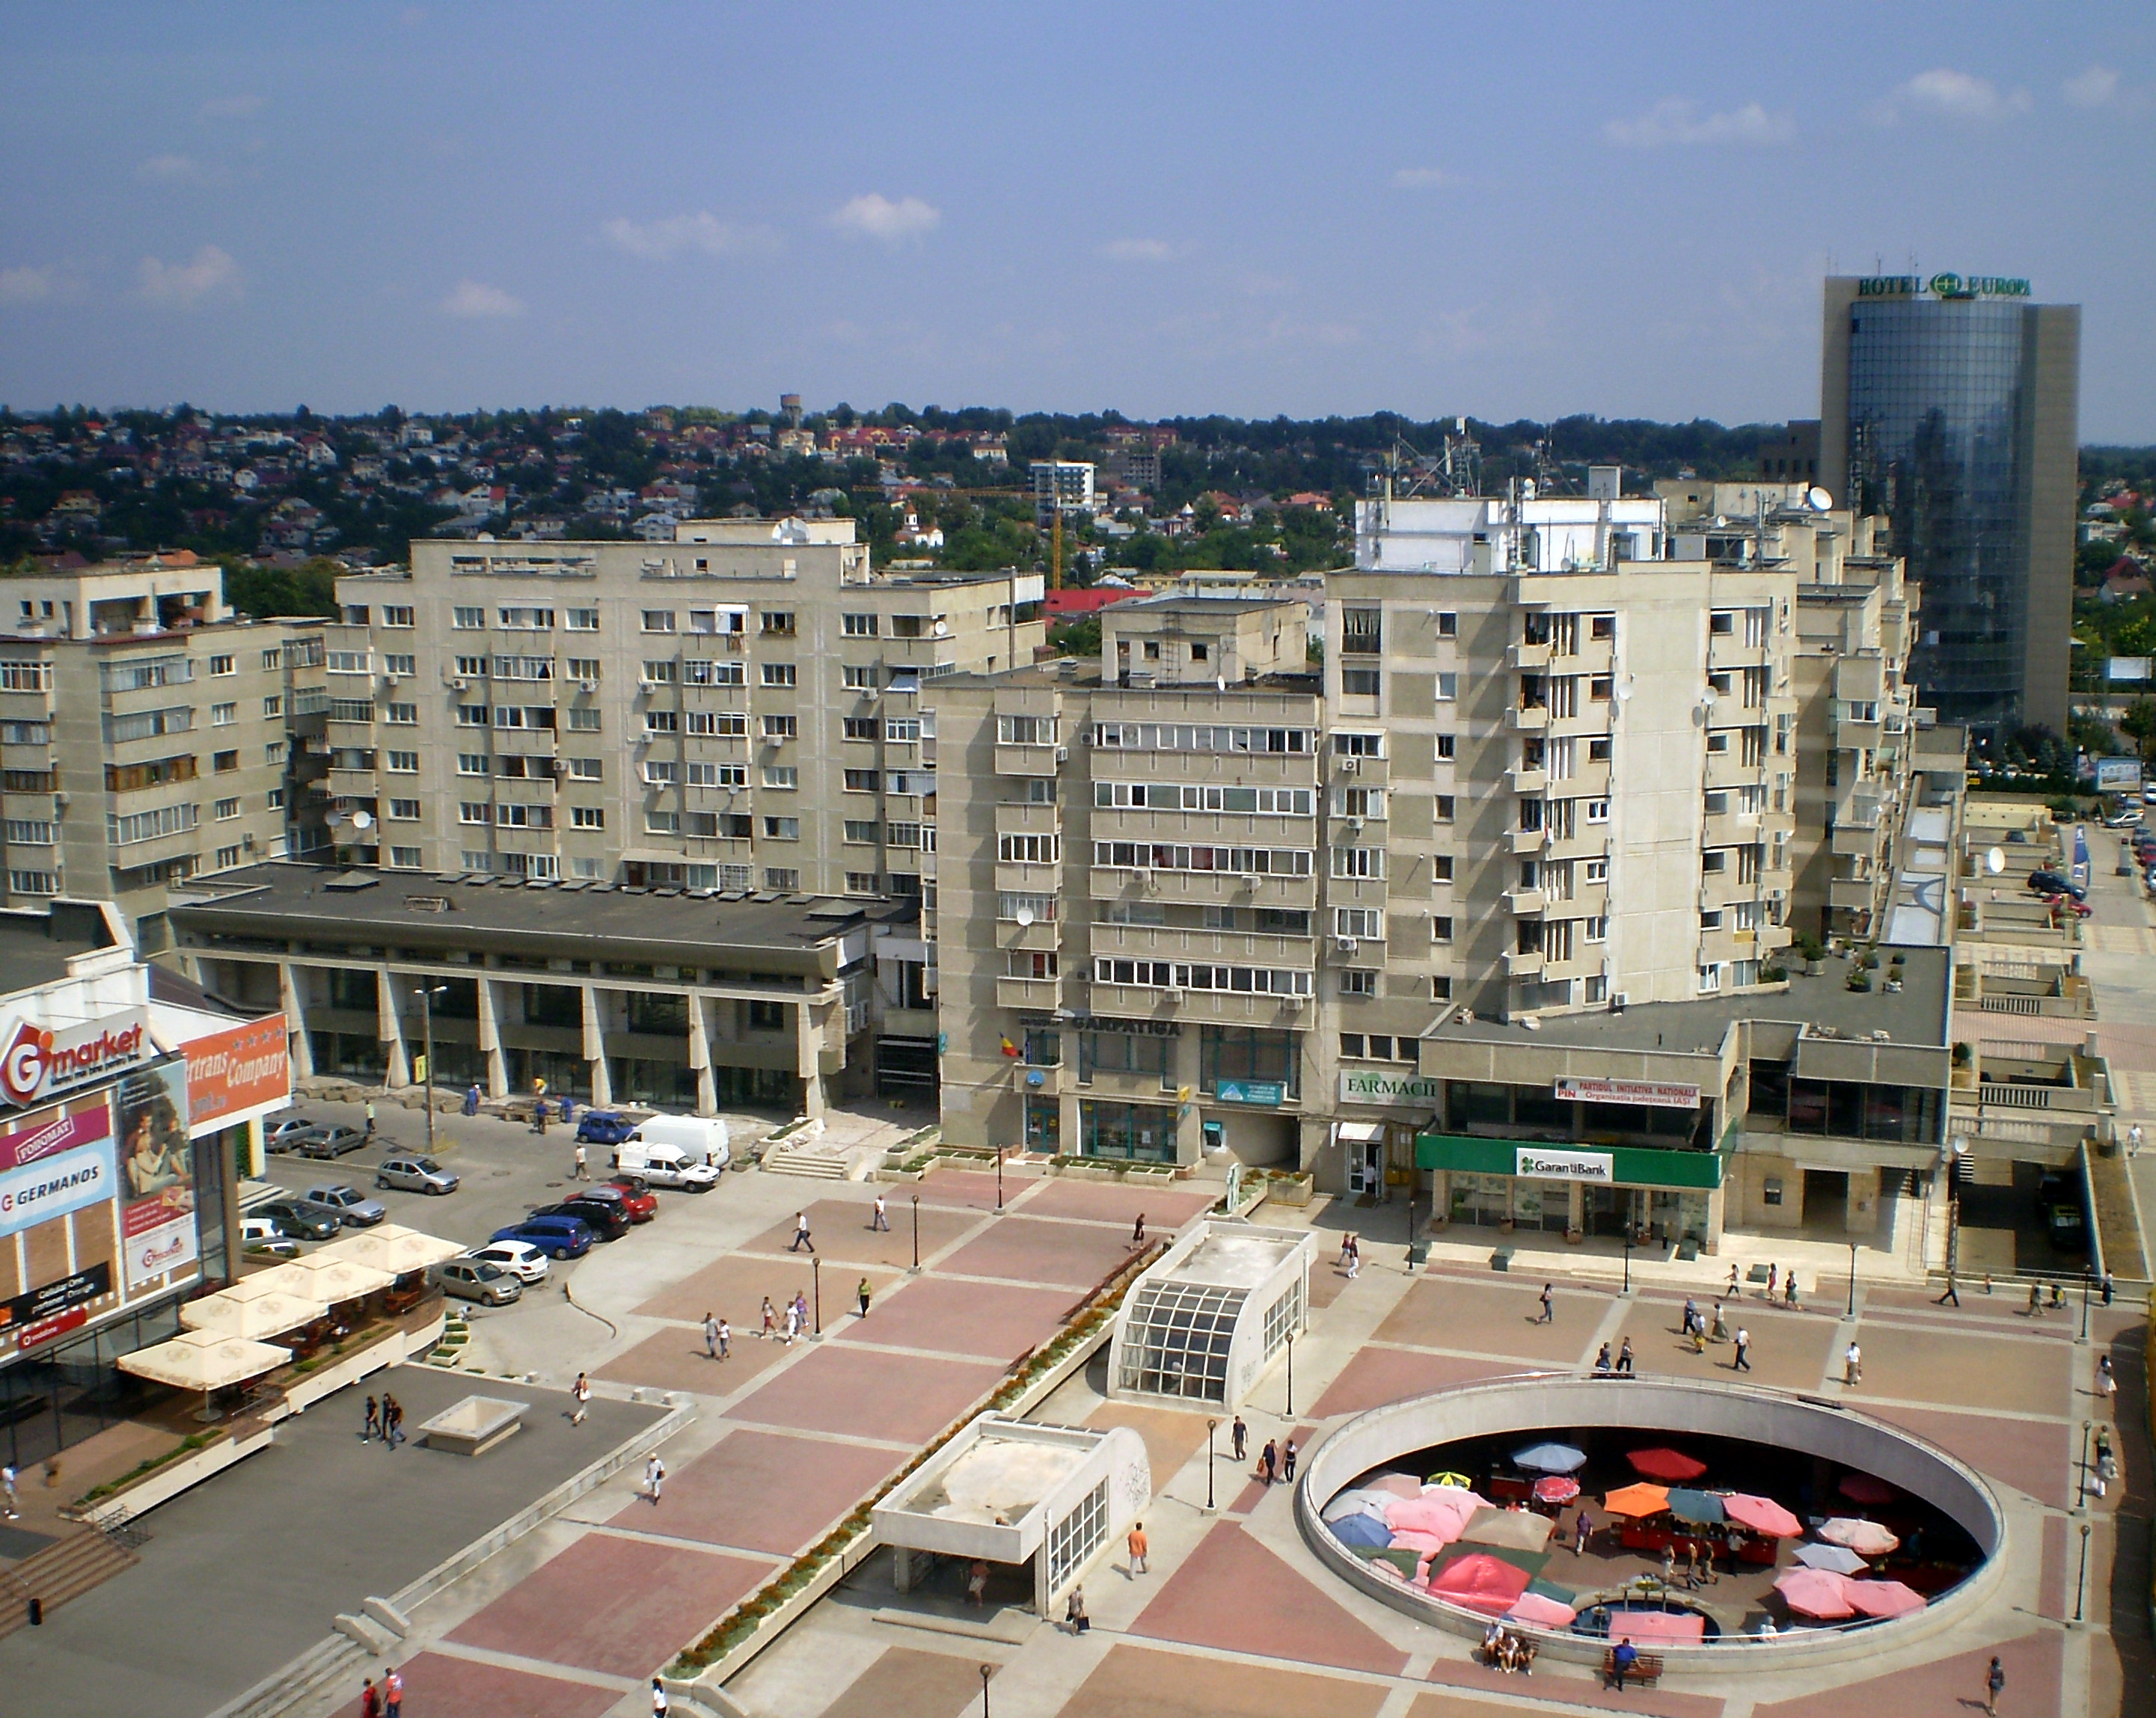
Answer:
79, 1422, 275, 1525
1267, 1174, 1315, 1208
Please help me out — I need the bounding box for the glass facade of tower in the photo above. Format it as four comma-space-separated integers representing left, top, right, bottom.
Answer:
1843, 300, 2030, 731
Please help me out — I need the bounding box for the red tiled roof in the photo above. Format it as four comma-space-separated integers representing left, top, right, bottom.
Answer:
1046, 588, 1140, 616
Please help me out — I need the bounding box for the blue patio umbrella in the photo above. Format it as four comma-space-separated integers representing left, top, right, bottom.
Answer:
1329, 1511, 1396, 1548
1666, 1489, 1726, 1526
1512, 1442, 1587, 1474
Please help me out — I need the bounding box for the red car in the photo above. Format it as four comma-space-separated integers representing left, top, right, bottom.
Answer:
598, 1177, 660, 1222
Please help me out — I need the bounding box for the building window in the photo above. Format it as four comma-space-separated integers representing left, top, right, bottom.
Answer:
842, 769, 878, 792
763, 867, 800, 890
453, 607, 486, 629
1045, 1479, 1109, 1592
1332, 847, 1383, 879
209, 654, 235, 676
1432, 915, 1454, 942
385, 703, 417, 724
761, 766, 797, 789
1436, 612, 1457, 637
842, 664, 877, 690
1201, 1025, 1298, 1098
842, 613, 878, 636
641, 610, 676, 633
571, 806, 604, 829
642, 660, 679, 684
215, 749, 240, 772
761, 663, 797, 688
763, 714, 797, 740
266, 788, 284, 810
762, 816, 799, 839
844, 820, 880, 844
390, 846, 422, 868
1340, 969, 1376, 998
1342, 668, 1380, 696
1433, 855, 1454, 883
1332, 731, 1383, 757
568, 758, 602, 780
566, 708, 601, 731
845, 871, 879, 893
382, 606, 414, 628
761, 611, 796, 636
842, 717, 879, 740
1335, 906, 1384, 940
388, 799, 420, 820
645, 711, 679, 734
214, 797, 241, 820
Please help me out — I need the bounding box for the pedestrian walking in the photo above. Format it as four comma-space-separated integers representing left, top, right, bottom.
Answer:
1127, 1520, 1148, 1574
967, 1559, 989, 1606
1982, 1654, 2004, 1716
1593, 1342, 1612, 1374
1733, 1328, 1752, 1372
1231, 1415, 1248, 1462
703, 1312, 720, 1358
857, 1278, 872, 1318
533, 1079, 549, 1135
1766, 1263, 1777, 1300
761, 1296, 777, 1339
1258, 1439, 1278, 1484
1681, 1298, 1698, 1338
1573, 1508, 1592, 1553
717, 1319, 729, 1360
2028, 1281, 2044, 1318
1661, 1544, 1676, 1587
560, 1093, 573, 1124
463, 1082, 481, 1117
2130, 1123, 2144, 1159
789, 1211, 815, 1253
1, 1461, 17, 1519
573, 1142, 588, 1179
783, 1298, 801, 1345
1132, 1212, 1147, 1248
1338, 1231, 1356, 1268
645, 1452, 665, 1505
1782, 1267, 1798, 1308
1615, 1337, 1635, 1375
872, 1194, 889, 1232
2101, 1273, 2114, 1306
361, 1677, 381, 1718
1066, 1583, 1089, 1633
2098, 1354, 2116, 1399
1843, 1340, 1862, 1387
382, 1666, 402, 1718
1346, 1233, 1360, 1279
1537, 1283, 1554, 1324
1282, 1439, 1297, 1482
572, 1372, 590, 1426
794, 1289, 809, 1332
385, 1396, 405, 1449
1935, 1271, 1961, 1307
362, 1394, 380, 1442
1711, 1301, 1729, 1341
1727, 1263, 1740, 1296
652, 1676, 670, 1716
364, 1099, 376, 1140
2050, 1281, 2066, 1311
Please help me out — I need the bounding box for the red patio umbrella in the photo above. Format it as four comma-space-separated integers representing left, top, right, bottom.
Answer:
1836, 1473, 1897, 1506
1723, 1493, 1804, 1538
1774, 1566, 1855, 1619
1532, 1475, 1581, 1504
1424, 1553, 1533, 1616
1627, 1447, 1709, 1482
1845, 1578, 1926, 1619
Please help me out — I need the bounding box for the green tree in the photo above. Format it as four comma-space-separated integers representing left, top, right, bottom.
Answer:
2120, 699, 2156, 761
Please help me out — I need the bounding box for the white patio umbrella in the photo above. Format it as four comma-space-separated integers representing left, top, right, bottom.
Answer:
318, 1223, 465, 1276
251, 1255, 397, 1304
180, 1278, 327, 1340
119, 1328, 290, 1420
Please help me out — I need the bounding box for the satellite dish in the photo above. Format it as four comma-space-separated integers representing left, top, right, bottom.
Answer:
1807, 486, 1834, 511
351, 809, 373, 830
1985, 847, 2005, 874
1014, 906, 1035, 927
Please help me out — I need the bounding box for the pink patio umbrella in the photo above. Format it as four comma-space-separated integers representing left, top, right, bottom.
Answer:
1817, 1517, 1901, 1556
1609, 1608, 1708, 1645
1424, 1553, 1534, 1616
1837, 1473, 1898, 1506
1533, 1475, 1581, 1505
1774, 1566, 1856, 1620
1723, 1493, 1804, 1538
1386, 1529, 1454, 1554
1503, 1590, 1579, 1628
1845, 1579, 1926, 1619
1627, 1447, 1709, 1483
1365, 1473, 1424, 1498
1385, 1494, 1480, 1541
1420, 1482, 1491, 1509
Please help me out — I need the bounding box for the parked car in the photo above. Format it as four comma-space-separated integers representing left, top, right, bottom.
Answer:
606, 1173, 666, 1213
629, 1114, 731, 1168
304, 1183, 388, 1227
265, 1122, 326, 1155
294, 1123, 370, 1159
610, 1141, 719, 1191
533, 1197, 631, 1241
239, 1216, 304, 1257
376, 1154, 460, 1195
490, 1215, 593, 1260
467, 1240, 551, 1283
2049, 898, 2094, 919
2048, 1203, 2088, 1251
571, 1180, 656, 1224
429, 1259, 522, 1306
2026, 869, 2085, 899
575, 1109, 639, 1147
2104, 807, 2143, 828
251, 1197, 343, 1240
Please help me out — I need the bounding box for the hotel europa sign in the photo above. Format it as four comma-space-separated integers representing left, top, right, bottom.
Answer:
1855, 273, 2031, 300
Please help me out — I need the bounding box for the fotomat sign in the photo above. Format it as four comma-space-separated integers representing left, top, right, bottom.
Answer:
0, 1008, 151, 1108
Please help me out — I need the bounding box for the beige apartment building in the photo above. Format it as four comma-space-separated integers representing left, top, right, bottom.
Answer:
326, 520, 1043, 898
0, 561, 326, 948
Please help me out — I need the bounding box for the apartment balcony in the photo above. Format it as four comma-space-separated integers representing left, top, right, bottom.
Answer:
1116, 987, 1311, 1030
1507, 766, 1547, 796
993, 743, 1062, 778
995, 803, 1061, 838
993, 862, 1062, 896
1503, 948, 1543, 978
1546, 832, 1611, 865
1504, 887, 1545, 915
1555, 761, 1612, 800
1507, 704, 1549, 733
1090, 868, 1317, 912
1829, 877, 1878, 912
1510, 826, 1548, 856
1507, 641, 1551, 670
996, 975, 1062, 1011
1703, 811, 1764, 849
1706, 637, 1768, 672
1836, 717, 1884, 751
327, 767, 378, 797
1700, 927, 1763, 966
1089, 922, 1314, 968
1548, 708, 1616, 740
1705, 749, 1765, 791
1329, 755, 1389, 787
1831, 821, 1883, 857
997, 918, 1061, 954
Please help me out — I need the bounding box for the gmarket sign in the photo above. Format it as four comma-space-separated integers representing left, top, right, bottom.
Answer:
0, 1009, 151, 1108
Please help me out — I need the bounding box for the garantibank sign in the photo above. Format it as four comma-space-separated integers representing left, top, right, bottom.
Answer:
0, 1008, 152, 1109
1855, 273, 2032, 300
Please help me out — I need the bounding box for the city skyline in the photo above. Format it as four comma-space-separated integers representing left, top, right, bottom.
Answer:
2, 3, 2152, 438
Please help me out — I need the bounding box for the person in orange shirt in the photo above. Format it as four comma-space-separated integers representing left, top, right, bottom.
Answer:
1127, 1521, 1148, 1574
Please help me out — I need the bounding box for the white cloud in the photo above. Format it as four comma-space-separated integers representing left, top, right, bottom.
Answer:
1605, 98, 1792, 147
601, 212, 780, 261
1390, 167, 1457, 188
1098, 238, 1174, 263
830, 193, 940, 243
139, 153, 207, 184
1889, 68, 2030, 123
2065, 66, 2120, 108
0, 266, 57, 304
198, 93, 263, 120
440, 280, 524, 318
137, 245, 239, 306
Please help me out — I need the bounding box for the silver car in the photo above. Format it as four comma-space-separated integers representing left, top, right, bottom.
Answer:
428, 1259, 521, 1306
303, 1183, 388, 1227
376, 1154, 460, 1195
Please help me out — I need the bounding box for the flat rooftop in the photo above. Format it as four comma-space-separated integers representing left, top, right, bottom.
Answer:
888, 1427, 1090, 1526
0, 902, 121, 998
1170, 1227, 1308, 1289
1442, 943, 1952, 1056
168, 862, 910, 960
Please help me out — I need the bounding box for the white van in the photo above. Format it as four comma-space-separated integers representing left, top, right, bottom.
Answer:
631, 1114, 730, 1168
613, 1140, 720, 1191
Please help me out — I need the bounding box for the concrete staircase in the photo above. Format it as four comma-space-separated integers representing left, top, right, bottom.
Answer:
0, 1524, 140, 1639
761, 1138, 851, 1179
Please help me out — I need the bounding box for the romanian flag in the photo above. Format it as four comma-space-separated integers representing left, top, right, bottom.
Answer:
999, 1037, 1020, 1058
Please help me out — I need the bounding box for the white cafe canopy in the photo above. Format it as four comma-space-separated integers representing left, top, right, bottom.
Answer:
118, 1327, 290, 1392
317, 1224, 465, 1276
180, 1275, 327, 1340
250, 1254, 396, 1303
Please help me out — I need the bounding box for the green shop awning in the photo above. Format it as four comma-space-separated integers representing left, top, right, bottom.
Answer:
1412, 1132, 1724, 1190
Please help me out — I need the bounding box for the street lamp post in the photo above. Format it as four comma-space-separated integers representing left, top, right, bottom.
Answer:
414, 983, 447, 1158
1284, 1332, 1294, 1419
1622, 1226, 1632, 1296
812, 1256, 822, 1337
979, 1663, 993, 1718
1846, 1242, 1859, 1318
1206, 1417, 1218, 1512
910, 1194, 921, 1272
2080, 1419, 2092, 1508
996, 1144, 1004, 1213
2074, 1522, 2091, 1623
2079, 1272, 2091, 1343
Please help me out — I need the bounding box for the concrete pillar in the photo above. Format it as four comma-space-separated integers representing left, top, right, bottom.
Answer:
582, 985, 613, 1108
687, 991, 715, 1118
1035, 1544, 1051, 1619
891, 1546, 913, 1595
797, 996, 827, 1120
378, 969, 410, 1087
477, 978, 507, 1099
279, 961, 315, 1081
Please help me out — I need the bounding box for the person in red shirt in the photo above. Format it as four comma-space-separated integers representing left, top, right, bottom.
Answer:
360, 1678, 381, 1718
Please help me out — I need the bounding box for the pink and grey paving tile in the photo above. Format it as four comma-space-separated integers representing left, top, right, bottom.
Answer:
1605, 1301, 1835, 1393
1748, 1626, 2062, 1717
447, 1533, 768, 1681
1856, 1401, 2074, 1509
934, 1214, 1151, 1289
831, 1274, 1076, 1362
327, 1650, 619, 1718
595, 1323, 793, 1396
1423, 1656, 1724, 1718
726, 1343, 1005, 1445
741, 1200, 982, 1270
1311, 1347, 1520, 1420
1373, 1276, 1605, 1364
1014, 1178, 1219, 1228
814, 1643, 1002, 1718
1841, 1319, 2070, 1417
1082, 1401, 1219, 1496
1128, 1521, 1409, 1678
631, 1253, 896, 1326
610, 1427, 901, 1556
912, 1168, 1040, 1210
1056, 1641, 1390, 1718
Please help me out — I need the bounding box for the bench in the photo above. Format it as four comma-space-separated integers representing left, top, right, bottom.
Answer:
1602, 1648, 1665, 1689
1491, 1246, 1516, 1272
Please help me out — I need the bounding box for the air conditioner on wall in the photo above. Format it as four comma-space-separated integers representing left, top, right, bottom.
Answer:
451, 678, 468, 691
1335, 936, 1359, 955
1341, 757, 1362, 774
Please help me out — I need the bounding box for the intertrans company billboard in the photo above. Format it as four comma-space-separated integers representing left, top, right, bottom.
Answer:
0, 1055, 201, 1361
183, 1014, 290, 1134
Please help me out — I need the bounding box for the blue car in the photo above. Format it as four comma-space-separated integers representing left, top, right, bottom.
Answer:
575, 1110, 637, 1147
489, 1214, 594, 1260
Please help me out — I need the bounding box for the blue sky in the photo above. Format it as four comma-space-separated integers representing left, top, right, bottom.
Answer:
4, 1, 2152, 438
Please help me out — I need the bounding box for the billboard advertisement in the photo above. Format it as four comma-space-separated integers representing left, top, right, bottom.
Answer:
2095, 755, 2144, 794
183, 1015, 291, 1135
0, 1055, 200, 1362
0, 1006, 152, 1110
